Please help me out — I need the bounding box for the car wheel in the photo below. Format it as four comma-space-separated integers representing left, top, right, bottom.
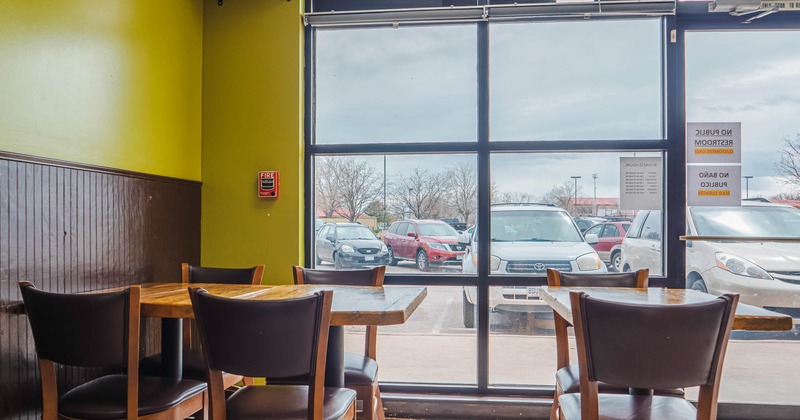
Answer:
416, 249, 430, 272
387, 247, 398, 266
691, 278, 708, 293
462, 290, 475, 328
334, 253, 343, 270
611, 251, 622, 272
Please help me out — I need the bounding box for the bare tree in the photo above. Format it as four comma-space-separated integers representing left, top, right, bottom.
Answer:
493, 190, 537, 205
390, 168, 449, 219
336, 158, 383, 222
315, 157, 342, 218
446, 163, 477, 224
541, 181, 583, 213
775, 133, 800, 193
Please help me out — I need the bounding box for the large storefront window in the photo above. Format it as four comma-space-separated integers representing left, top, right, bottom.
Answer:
684, 30, 800, 404
310, 17, 667, 390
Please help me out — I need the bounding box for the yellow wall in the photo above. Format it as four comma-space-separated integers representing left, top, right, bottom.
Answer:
0, 0, 203, 181
201, 0, 304, 283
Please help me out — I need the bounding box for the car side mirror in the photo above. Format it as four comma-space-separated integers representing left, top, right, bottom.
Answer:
407, 232, 417, 238
584, 233, 599, 245
457, 233, 471, 246
326, 235, 335, 242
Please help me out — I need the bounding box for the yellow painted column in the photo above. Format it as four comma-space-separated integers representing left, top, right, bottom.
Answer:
201, 0, 304, 283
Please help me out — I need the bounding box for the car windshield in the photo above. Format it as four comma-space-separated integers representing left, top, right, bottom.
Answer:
690, 206, 800, 237
490, 210, 583, 242
336, 226, 377, 240
418, 223, 458, 237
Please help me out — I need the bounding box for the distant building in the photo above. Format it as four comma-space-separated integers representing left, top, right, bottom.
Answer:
316, 208, 378, 230
572, 197, 634, 217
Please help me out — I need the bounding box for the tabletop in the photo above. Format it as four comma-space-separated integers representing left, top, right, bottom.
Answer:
108, 282, 428, 326
540, 286, 793, 331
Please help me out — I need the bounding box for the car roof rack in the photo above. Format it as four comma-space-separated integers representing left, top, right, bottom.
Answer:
491, 202, 556, 207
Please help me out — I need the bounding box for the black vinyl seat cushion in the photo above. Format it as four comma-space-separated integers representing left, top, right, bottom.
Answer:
556, 364, 685, 397
558, 393, 698, 419
139, 348, 206, 380
343, 352, 378, 386
58, 374, 207, 420
225, 385, 357, 420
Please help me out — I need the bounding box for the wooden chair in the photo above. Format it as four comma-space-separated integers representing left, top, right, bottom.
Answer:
293, 266, 386, 420
547, 269, 684, 420
18, 281, 207, 420
189, 287, 357, 420
560, 290, 739, 420
140, 263, 264, 389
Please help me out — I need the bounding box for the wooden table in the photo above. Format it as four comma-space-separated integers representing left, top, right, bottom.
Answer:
540, 286, 794, 332
125, 282, 427, 387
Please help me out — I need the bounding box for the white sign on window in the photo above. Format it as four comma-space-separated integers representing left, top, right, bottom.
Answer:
687, 165, 742, 207
686, 122, 741, 164
620, 157, 662, 210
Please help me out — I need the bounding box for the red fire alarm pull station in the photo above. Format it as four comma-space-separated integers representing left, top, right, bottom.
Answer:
258, 171, 279, 198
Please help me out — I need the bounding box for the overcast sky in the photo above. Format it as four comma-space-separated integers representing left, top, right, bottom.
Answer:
315, 21, 800, 201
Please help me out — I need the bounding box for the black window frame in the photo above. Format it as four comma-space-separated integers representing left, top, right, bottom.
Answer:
304, 4, 800, 396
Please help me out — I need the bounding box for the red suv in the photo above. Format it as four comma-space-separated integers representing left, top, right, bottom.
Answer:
383, 219, 467, 271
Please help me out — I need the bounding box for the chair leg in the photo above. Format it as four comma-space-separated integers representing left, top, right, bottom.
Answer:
374, 384, 385, 420
550, 385, 563, 420
353, 384, 375, 420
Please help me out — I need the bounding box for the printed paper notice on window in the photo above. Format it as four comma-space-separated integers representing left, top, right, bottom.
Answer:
686, 122, 741, 164
687, 165, 741, 206
620, 157, 662, 211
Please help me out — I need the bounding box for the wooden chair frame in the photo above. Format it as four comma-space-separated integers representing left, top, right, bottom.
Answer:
546, 269, 649, 420
293, 266, 386, 420
25, 284, 207, 420
182, 262, 264, 389
568, 291, 738, 420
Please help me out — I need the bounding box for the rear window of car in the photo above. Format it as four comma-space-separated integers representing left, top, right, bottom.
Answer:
626, 211, 648, 239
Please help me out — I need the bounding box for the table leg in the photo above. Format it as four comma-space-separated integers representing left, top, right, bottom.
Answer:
326, 325, 345, 387
161, 318, 183, 380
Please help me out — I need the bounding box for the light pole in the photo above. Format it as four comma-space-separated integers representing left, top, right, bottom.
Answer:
571, 176, 581, 213
592, 173, 598, 216
743, 175, 753, 199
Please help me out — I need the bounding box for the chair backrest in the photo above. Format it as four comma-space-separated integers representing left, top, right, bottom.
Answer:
19, 281, 139, 368
293, 266, 384, 359
183, 263, 264, 285
570, 291, 738, 419
190, 287, 332, 419
19, 281, 141, 419
293, 266, 385, 287
547, 268, 649, 288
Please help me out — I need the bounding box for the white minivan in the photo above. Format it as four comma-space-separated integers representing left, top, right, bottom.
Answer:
460, 204, 605, 328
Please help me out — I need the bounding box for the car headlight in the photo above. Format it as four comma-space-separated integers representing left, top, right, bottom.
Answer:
715, 253, 772, 280
428, 242, 448, 251
380, 244, 388, 252
471, 253, 501, 271
577, 252, 603, 271
340, 244, 354, 253
491, 255, 501, 271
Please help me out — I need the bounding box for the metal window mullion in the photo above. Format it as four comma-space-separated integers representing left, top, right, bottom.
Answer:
476, 20, 491, 391
665, 14, 686, 289
304, 26, 316, 268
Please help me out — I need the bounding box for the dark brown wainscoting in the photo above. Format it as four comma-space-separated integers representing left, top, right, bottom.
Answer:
0, 152, 201, 419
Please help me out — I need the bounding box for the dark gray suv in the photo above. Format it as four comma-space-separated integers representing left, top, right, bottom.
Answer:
315, 223, 389, 269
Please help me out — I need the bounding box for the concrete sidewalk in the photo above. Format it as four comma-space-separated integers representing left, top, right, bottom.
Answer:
346, 332, 800, 405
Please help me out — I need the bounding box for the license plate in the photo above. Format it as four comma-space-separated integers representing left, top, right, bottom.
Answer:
363, 256, 374, 261
456, 255, 463, 260
527, 287, 539, 297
